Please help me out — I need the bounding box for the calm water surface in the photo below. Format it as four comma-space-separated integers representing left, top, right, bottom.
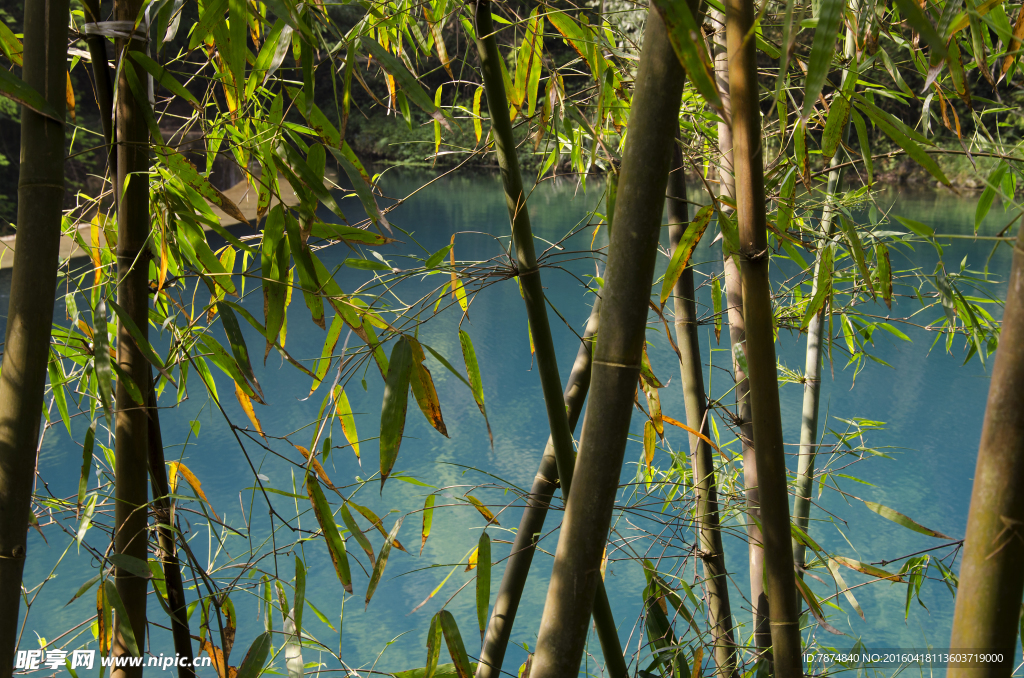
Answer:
6, 172, 1019, 676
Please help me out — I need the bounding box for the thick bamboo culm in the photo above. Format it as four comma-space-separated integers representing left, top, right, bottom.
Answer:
81, 0, 116, 177
470, 3, 626, 676
113, 0, 152, 674
946, 221, 1024, 677
0, 0, 70, 673
147, 371, 196, 678
529, 7, 685, 677
724, 0, 803, 671
710, 7, 770, 657
667, 148, 739, 678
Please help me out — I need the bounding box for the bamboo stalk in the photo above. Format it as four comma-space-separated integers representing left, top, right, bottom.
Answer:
0, 0, 70, 672
147, 371, 196, 678
470, 5, 627, 676
529, 8, 685, 677
710, 6, 769, 657
475, 295, 602, 678
724, 0, 802, 671
81, 0, 116, 177
946, 223, 1024, 677
667, 147, 739, 678
113, 0, 151, 673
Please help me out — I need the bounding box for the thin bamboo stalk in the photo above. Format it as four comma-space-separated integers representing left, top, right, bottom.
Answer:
946, 224, 1024, 677
113, 0, 151, 673
724, 0, 802, 671
529, 7, 685, 677
710, 7, 769, 656
792, 21, 858, 579
470, 4, 626, 676
147, 371, 196, 678
81, 0, 116, 177
475, 296, 601, 678
0, 0, 70, 672
667, 148, 739, 678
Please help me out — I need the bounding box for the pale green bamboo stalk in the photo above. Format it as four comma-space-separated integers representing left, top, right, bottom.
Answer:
0, 1, 70, 673
667, 147, 739, 678
946, 223, 1024, 675
724, 0, 802, 671
470, 4, 626, 676
112, 0, 151, 674
529, 7, 685, 677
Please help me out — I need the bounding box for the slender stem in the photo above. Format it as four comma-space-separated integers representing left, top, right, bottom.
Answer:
725, 0, 802, 671
947, 224, 1024, 676
710, 5, 770, 658
81, 0, 117, 178
668, 146, 739, 678
470, 4, 626, 676
0, 0, 70, 673
113, 0, 151, 673
147, 371, 196, 678
530, 7, 685, 677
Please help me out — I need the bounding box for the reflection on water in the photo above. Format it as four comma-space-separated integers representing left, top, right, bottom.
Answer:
4, 172, 1017, 675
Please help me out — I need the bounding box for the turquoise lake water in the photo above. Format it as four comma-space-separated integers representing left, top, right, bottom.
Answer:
8, 170, 1021, 676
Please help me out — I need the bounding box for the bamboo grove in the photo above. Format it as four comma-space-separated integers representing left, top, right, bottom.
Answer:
0, 0, 1021, 675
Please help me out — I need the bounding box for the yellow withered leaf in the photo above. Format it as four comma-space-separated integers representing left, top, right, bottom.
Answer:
295, 445, 335, 490
168, 462, 221, 522
234, 383, 265, 439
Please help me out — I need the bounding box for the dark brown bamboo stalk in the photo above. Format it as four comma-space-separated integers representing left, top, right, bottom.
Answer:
946, 223, 1024, 678
0, 0, 70, 672
724, 0, 802, 671
113, 0, 151, 673
529, 7, 685, 677
711, 7, 769, 657
475, 295, 601, 678
470, 4, 627, 676
667, 148, 739, 678
81, 0, 116, 177
147, 370, 196, 678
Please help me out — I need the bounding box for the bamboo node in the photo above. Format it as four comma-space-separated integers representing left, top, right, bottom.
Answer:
593, 359, 640, 371
0, 545, 26, 559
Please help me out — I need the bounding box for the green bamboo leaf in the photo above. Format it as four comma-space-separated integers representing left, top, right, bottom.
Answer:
407, 337, 449, 437
158, 146, 249, 225
283, 210, 326, 329
458, 330, 493, 446
380, 337, 414, 489
107, 299, 165, 370
894, 0, 948, 67
197, 334, 258, 401
425, 613, 442, 678
546, 10, 596, 73
189, 0, 227, 50
48, 350, 71, 435
794, 117, 809, 185
425, 245, 452, 269
855, 101, 950, 186
77, 420, 96, 509
801, 0, 846, 120
864, 501, 952, 538
420, 495, 435, 555
946, 39, 970, 106
217, 301, 260, 396
0, 63, 62, 121
278, 141, 346, 221
103, 580, 141, 656
330, 143, 390, 230
111, 363, 145, 406
421, 343, 473, 391
347, 501, 407, 551
438, 610, 473, 678
396, 663, 481, 678
310, 221, 392, 245
340, 503, 375, 566
366, 517, 403, 608
850, 109, 873, 184
344, 258, 391, 272
236, 632, 272, 678
793, 574, 843, 635
711, 276, 722, 343
192, 355, 220, 404
976, 162, 1007, 232
262, 205, 290, 354
0, 19, 23, 66
92, 298, 113, 423
476, 532, 491, 642
875, 243, 892, 309
65, 573, 100, 607
294, 555, 306, 633
333, 385, 361, 460
821, 60, 859, 161
660, 204, 713, 306
177, 218, 239, 297
247, 20, 292, 98
801, 245, 834, 328
360, 36, 449, 130
526, 11, 544, 117
129, 51, 201, 110
310, 313, 346, 395
839, 215, 874, 299
651, 0, 723, 111
306, 475, 353, 593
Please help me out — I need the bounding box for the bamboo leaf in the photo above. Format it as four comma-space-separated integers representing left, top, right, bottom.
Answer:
850, 109, 873, 184
129, 51, 201, 110
975, 162, 1007, 231
895, 0, 948, 67
546, 11, 597, 74
661, 204, 714, 305
827, 558, 866, 620
464, 494, 500, 526
77, 421, 96, 509
380, 337, 414, 489
217, 300, 259, 395
366, 517, 403, 608
438, 610, 473, 678
48, 351, 71, 435
875, 243, 893, 309
236, 632, 272, 678
234, 383, 265, 439
711, 277, 722, 343
159, 147, 248, 224
801, 245, 834, 328
333, 385, 360, 460
361, 36, 449, 130
420, 495, 435, 555
793, 574, 843, 634
802, 0, 846, 120
311, 313, 346, 395
65, 573, 100, 607
425, 613, 443, 678
643, 420, 656, 472
247, 20, 292, 98
329, 143, 391, 230
310, 221, 393, 245
476, 532, 491, 641
651, 0, 724, 111
855, 101, 950, 186
169, 461, 221, 521
821, 60, 859, 161
295, 444, 335, 489
0, 64, 62, 121
458, 330, 493, 446
283, 210, 326, 329
832, 555, 903, 582
472, 86, 484, 143
863, 500, 952, 538
407, 337, 449, 437
306, 475, 353, 593
104, 580, 141, 656
839, 215, 874, 299
340, 503, 375, 566
0, 20, 22, 66
107, 299, 165, 369
347, 501, 408, 552
396, 663, 481, 678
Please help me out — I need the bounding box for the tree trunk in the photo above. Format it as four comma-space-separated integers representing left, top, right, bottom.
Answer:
724, 0, 802, 672
529, 7, 685, 677
81, 0, 116, 177
946, 223, 1024, 677
147, 371, 196, 678
113, 0, 151, 673
710, 7, 770, 658
0, 0, 70, 673
667, 148, 739, 678
470, 4, 626, 675
475, 295, 602, 678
